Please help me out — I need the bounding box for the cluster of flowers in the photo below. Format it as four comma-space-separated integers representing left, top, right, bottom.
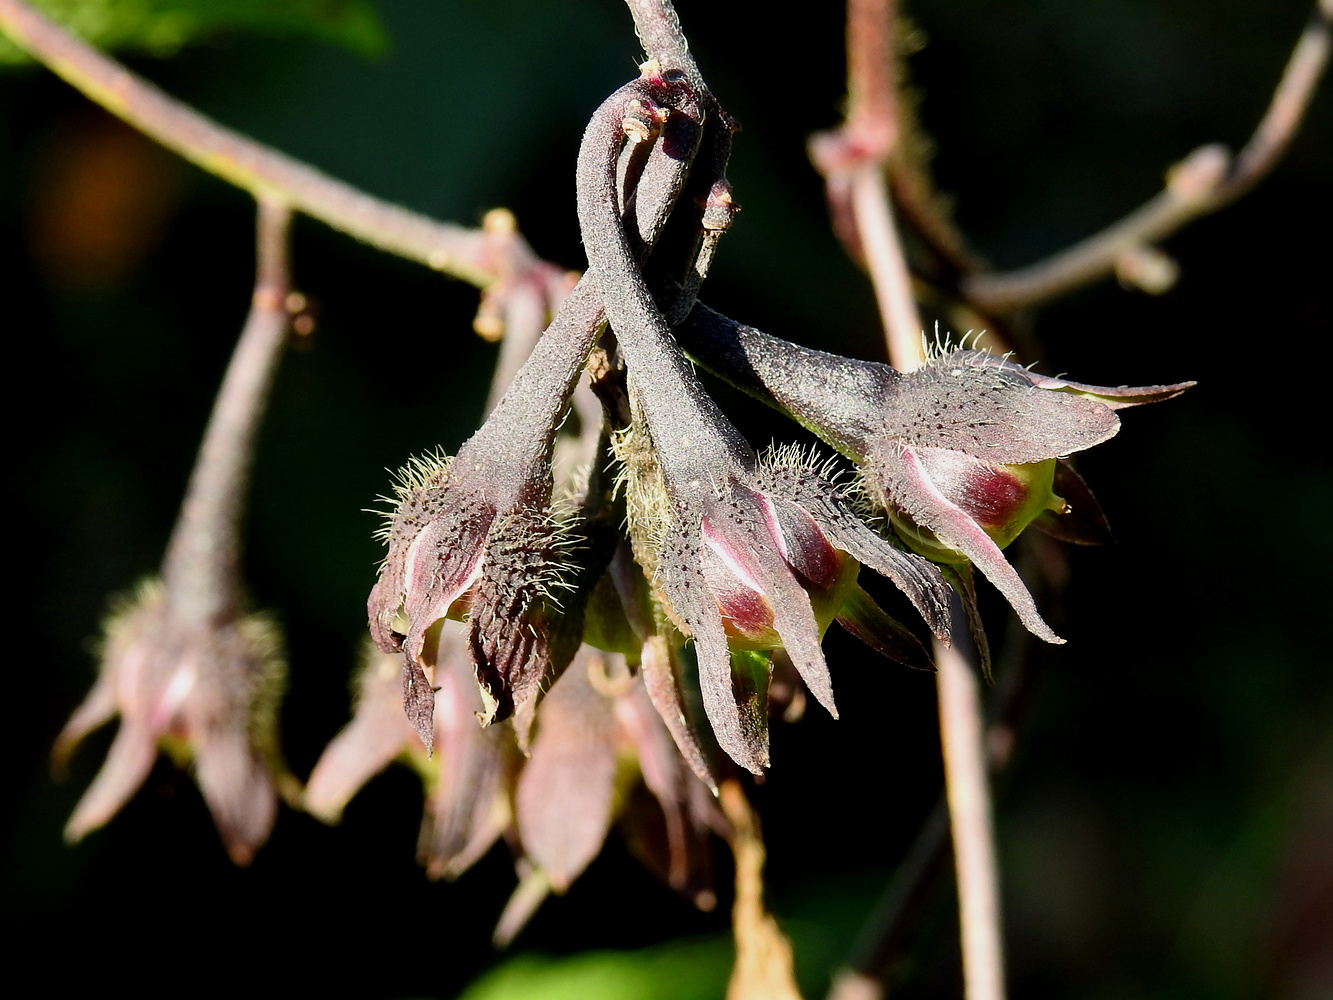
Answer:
56, 62, 1190, 928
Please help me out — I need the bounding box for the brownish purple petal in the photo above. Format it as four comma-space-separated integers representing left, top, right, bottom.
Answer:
514, 650, 618, 892
304, 648, 416, 824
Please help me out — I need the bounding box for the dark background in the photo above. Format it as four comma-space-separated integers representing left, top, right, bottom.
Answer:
3, 1, 1329, 997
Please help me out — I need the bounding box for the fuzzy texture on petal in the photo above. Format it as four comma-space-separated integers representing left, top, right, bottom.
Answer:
880, 349, 1121, 465
656, 513, 770, 776
752, 447, 952, 642
468, 510, 573, 732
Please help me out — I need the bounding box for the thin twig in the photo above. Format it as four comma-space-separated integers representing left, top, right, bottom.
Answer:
161, 198, 292, 625
809, 0, 927, 368
887, 162, 987, 278
0, 0, 535, 287
935, 632, 1006, 1000
851, 165, 925, 373
1216, 0, 1333, 205
812, 0, 985, 291
845, 0, 899, 159
827, 455, 1069, 1000
819, 2, 1009, 997
962, 0, 1331, 313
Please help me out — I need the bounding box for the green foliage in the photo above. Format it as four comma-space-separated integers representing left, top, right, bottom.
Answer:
450, 882, 869, 1000
454, 939, 733, 1000
0, 0, 387, 64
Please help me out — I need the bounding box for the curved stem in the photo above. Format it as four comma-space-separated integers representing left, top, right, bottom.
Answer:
576, 79, 751, 485
472, 81, 705, 486
961, 146, 1229, 313
1220, 0, 1333, 205
0, 0, 518, 286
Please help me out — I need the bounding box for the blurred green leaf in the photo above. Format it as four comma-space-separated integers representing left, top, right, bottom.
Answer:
450, 881, 874, 1000
453, 938, 733, 1000
0, 0, 387, 64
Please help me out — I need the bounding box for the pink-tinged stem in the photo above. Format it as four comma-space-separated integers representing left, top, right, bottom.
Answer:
830, 1, 1009, 995
851, 164, 923, 373
161, 199, 291, 624
936, 639, 1006, 1000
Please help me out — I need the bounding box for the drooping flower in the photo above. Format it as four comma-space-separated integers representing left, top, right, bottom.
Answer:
304, 629, 514, 880
56, 200, 296, 864
305, 629, 726, 941
54, 579, 288, 866
368, 442, 579, 749
576, 77, 952, 774
494, 645, 728, 946
368, 75, 708, 746
671, 303, 1193, 642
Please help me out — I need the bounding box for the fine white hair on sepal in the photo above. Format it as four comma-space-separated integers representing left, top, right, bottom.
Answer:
922, 322, 994, 362
390, 448, 453, 498
535, 506, 584, 608
756, 440, 852, 496
368, 448, 454, 544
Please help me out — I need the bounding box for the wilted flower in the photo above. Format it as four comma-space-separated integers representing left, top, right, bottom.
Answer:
673, 304, 1192, 642
306, 625, 725, 942
302, 645, 417, 826
54, 579, 287, 866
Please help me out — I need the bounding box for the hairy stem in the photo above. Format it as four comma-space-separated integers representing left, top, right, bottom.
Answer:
673, 301, 890, 461
576, 78, 752, 486
625, 0, 704, 92
161, 198, 291, 624
472, 84, 705, 489
845, 0, 899, 160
